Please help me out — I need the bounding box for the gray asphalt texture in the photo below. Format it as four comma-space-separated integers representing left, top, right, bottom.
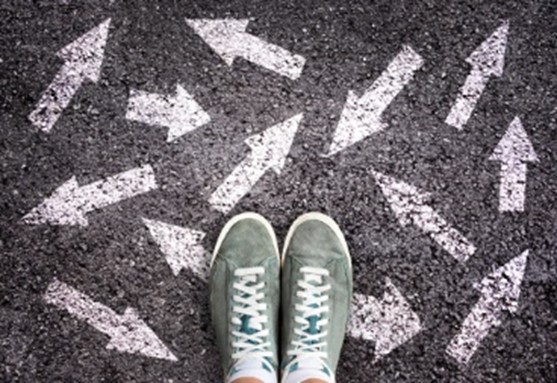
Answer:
1, 0, 557, 381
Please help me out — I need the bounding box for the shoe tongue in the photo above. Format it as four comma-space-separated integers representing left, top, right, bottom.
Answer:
228, 357, 277, 383
284, 357, 332, 383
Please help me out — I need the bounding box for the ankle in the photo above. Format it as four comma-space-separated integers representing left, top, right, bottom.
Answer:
231, 378, 264, 383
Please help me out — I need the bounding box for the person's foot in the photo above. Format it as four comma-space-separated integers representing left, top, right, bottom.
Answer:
210, 212, 280, 383
280, 213, 353, 383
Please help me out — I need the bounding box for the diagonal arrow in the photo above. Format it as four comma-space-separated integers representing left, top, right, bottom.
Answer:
44, 279, 177, 361
446, 21, 509, 130
446, 250, 528, 366
29, 18, 111, 132
142, 218, 208, 279
21, 165, 157, 226
349, 278, 421, 360
372, 170, 476, 263
126, 84, 210, 142
327, 45, 424, 156
209, 114, 303, 214
185, 18, 306, 80
489, 117, 538, 212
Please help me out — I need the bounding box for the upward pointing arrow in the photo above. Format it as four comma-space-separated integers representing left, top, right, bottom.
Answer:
21, 165, 157, 226
489, 117, 538, 212
327, 46, 424, 156
209, 114, 303, 214
349, 278, 422, 359
126, 84, 210, 142
446, 21, 509, 130
29, 18, 111, 132
372, 170, 476, 263
446, 250, 529, 366
44, 279, 177, 361
186, 18, 306, 80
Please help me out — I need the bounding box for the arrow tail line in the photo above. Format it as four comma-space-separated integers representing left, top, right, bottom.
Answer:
80, 165, 157, 213
126, 90, 172, 127
498, 161, 528, 212
445, 68, 490, 130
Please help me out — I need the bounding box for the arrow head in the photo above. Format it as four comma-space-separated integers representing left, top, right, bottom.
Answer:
489, 117, 538, 162
466, 21, 509, 77
105, 308, 177, 361
57, 18, 111, 82
244, 113, 303, 174
166, 84, 211, 142
474, 250, 528, 313
327, 90, 388, 156
186, 18, 250, 65
21, 177, 88, 226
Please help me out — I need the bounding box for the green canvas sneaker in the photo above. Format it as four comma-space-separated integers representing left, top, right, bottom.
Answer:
280, 212, 353, 383
210, 212, 280, 383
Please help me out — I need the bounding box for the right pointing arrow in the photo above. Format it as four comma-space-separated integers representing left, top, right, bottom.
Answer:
349, 278, 421, 359
446, 21, 509, 130
44, 279, 177, 361
209, 114, 303, 214
327, 46, 424, 156
142, 218, 208, 279
489, 117, 538, 212
126, 84, 210, 142
446, 250, 529, 366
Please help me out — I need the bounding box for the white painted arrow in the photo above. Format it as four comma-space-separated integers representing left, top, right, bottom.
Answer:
327, 45, 424, 156
126, 84, 210, 142
142, 218, 208, 279
446, 250, 528, 366
29, 19, 111, 132
372, 170, 476, 263
44, 279, 177, 361
446, 21, 509, 130
489, 117, 538, 212
349, 278, 421, 359
209, 114, 303, 214
185, 18, 306, 80
21, 165, 157, 226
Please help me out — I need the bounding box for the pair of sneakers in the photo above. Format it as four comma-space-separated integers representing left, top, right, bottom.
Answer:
210, 212, 353, 383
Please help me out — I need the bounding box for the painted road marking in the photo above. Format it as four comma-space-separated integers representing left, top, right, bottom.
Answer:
142, 218, 208, 279
445, 21, 509, 130
489, 117, 538, 212
446, 250, 528, 366
44, 279, 177, 361
327, 45, 424, 156
209, 113, 303, 214
22, 165, 157, 226
372, 170, 476, 263
185, 18, 306, 80
126, 84, 210, 142
349, 278, 421, 360
29, 19, 111, 133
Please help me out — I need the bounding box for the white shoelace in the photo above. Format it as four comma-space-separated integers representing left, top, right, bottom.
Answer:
231, 267, 273, 362
287, 266, 331, 361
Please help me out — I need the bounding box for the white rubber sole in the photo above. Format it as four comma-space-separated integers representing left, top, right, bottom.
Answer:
210, 212, 280, 269
281, 212, 352, 270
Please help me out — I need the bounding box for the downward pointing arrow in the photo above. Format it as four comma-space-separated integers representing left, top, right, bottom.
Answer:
489, 117, 538, 212
126, 84, 210, 142
29, 18, 111, 132
349, 278, 421, 359
44, 279, 177, 361
372, 170, 476, 262
21, 165, 157, 226
209, 114, 303, 214
446, 21, 509, 130
446, 250, 528, 366
327, 46, 424, 156
142, 218, 208, 279
186, 18, 306, 80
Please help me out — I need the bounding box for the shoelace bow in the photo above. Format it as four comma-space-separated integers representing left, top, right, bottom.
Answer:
231, 266, 273, 362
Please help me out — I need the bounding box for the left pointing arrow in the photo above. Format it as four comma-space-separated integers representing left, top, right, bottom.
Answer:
29, 19, 111, 133
126, 84, 210, 142
21, 165, 158, 226
209, 114, 303, 214
44, 279, 177, 361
